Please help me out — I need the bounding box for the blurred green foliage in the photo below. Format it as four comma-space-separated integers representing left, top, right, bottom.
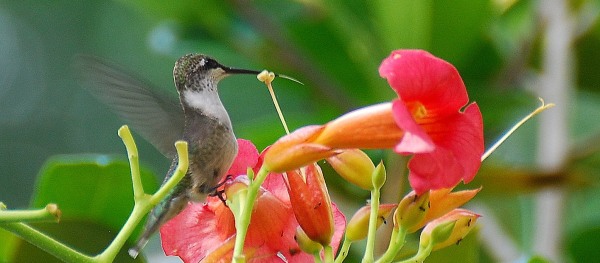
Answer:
1, 0, 600, 262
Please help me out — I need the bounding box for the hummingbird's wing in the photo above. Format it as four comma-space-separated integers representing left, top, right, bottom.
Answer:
75, 55, 184, 159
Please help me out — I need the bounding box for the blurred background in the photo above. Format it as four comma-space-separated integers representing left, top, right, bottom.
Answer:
1, 0, 600, 262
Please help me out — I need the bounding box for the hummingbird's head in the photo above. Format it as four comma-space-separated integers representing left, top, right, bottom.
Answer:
173, 54, 261, 93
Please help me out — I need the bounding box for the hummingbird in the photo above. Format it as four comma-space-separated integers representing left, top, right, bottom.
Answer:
76, 54, 264, 258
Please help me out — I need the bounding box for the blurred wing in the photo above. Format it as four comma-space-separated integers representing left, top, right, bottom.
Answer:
75, 55, 184, 159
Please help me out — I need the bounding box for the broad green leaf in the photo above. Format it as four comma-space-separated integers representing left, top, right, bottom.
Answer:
1, 154, 160, 262
31, 154, 159, 233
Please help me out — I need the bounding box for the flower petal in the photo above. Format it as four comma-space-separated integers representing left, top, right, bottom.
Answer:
227, 139, 259, 176
379, 50, 468, 114
161, 202, 229, 263
392, 99, 435, 154
407, 103, 484, 194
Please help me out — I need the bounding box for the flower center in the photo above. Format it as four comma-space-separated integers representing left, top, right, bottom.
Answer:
409, 102, 428, 120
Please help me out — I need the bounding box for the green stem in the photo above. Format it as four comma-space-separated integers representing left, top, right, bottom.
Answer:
334, 238, 352, 263
118, 126, 144, 199
0, 204, 60, 223
362, 188, 381, 263
232, 167, 270, 260
313, 253, 323, 263
96, 130, 190, 261
376, 227, 407, 263
94, 204, 147, 262
396, 242, 432, 263
323, 245, 334, 263
0, 125, 190, 263
150, 141, 189, 204
0, 222, 93, 263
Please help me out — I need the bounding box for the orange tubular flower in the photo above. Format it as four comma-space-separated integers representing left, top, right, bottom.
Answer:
264, 103, 401, 173
285, 163, 334, 246
264, 50, 484, 195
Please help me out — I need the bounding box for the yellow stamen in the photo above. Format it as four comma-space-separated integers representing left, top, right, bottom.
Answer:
258, 70, 290, 135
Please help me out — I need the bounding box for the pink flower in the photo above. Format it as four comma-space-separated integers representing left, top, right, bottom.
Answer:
160, 139, 345, 262
379, 50, 484, 194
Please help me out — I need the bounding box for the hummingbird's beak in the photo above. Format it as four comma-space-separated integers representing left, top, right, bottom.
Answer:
224, 66, 304, 85
223, 67, 262, 75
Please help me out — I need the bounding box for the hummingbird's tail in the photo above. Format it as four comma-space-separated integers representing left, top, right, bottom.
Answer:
128, 189, 189, 258
128, 236, 150, 259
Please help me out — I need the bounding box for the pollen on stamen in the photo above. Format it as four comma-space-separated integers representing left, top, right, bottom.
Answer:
410, 102, 428, 119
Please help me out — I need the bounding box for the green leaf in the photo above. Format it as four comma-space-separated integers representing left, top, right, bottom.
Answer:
527, 255, 551, 263
31, 154, 159, 233
0, 154, 160, 261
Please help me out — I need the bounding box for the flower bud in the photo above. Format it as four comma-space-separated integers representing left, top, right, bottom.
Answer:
372, 161, 386, 189
419, 220, 455, 250
327, 149, 375, 190
409, 187, 480, 232
419, 209, 480, 251
346, 204, 397, 242
285, 164, 334, 246
395, 191, 430, 231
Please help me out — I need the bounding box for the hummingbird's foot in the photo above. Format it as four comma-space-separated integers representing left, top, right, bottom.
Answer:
210, 174, 234, 191
208, 175, 234, 205
210, 189, 228, 205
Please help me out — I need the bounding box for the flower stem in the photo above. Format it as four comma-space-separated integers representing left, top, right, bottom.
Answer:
376, 226, 407, 263
94, 204, 147, 262
323, 245, 334, 263
118, 126, 144, 199
313, 253, 323, 263
0, 125, 190, 263
150, 141, 189, 204
0, 222, 93, 262
97, 127, 189, 262
362, 188, 381, 263
232, 166, 270, 260
396, 241, 433, 263
334, 238, 351, 263
0, 204, 61, 223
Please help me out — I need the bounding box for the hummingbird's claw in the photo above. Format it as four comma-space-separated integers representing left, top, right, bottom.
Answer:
212, 189, 228, 206
208, 175, 234, 205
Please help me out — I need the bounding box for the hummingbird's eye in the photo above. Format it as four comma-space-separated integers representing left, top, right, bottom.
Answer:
204, 58, 220, 70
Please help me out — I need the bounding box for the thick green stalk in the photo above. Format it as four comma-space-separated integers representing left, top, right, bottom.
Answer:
0, 222, 93, 263
232, 167, 270, 260
376, 226, 407, 263
334, 238, 352, 263
0, 125, 190, 263
396, 241, 433, 263
362, 188, 381, 263
323, 245, 334, 263
0, 204, 60, 223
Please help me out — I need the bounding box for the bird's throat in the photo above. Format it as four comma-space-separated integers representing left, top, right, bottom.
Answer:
182, 90, 231, 126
